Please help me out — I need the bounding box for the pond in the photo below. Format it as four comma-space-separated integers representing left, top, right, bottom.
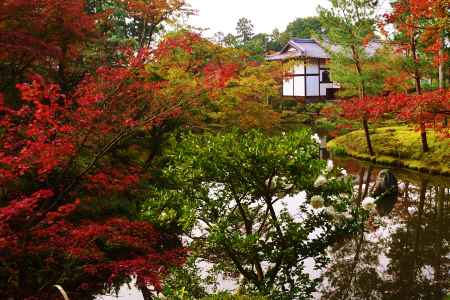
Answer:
317, 157, 450, 299
95, 157, 449, 300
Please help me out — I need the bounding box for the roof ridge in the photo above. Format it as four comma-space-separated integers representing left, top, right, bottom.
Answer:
291, 38, 315, 43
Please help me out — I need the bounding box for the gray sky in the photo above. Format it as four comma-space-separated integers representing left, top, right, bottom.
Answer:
187, 0, 329, 36
186, 0, 391, 37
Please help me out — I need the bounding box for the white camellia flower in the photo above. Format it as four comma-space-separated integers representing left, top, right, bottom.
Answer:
314, 175, 327, 188
310, 195, 325, 209
326, 160, 334, 173
284, 183, 294, 190
311, 133, 321, 144
361, 197, 377, 211
343, 212, 353, 220
324, 206, 336, 216
408, 206, 418, 215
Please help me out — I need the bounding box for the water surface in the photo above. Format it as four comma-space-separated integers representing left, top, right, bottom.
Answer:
320, 157, 450, 300
97, 157, 450, 299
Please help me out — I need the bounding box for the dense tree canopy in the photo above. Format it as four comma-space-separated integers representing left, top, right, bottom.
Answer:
142, 130, 363, 298
0, 1, 284, 298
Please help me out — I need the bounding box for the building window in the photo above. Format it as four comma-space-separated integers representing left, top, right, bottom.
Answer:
321, 70, 331, 83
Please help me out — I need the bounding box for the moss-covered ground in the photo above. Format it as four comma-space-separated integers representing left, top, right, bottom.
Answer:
328, 126, 450, 176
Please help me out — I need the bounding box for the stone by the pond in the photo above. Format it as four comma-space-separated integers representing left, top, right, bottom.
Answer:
372, 169, 399, 216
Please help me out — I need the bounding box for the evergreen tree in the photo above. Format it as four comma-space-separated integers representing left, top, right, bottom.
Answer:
318, 0, 382, 156
236, 17, 255, 44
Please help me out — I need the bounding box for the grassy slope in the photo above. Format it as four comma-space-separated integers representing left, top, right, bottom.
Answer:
328, 126, 450, 176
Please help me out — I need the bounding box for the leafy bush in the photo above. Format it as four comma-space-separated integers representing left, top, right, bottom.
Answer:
143, 129, 364, 299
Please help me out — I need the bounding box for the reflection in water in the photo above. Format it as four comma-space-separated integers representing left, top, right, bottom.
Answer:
94, 158, 449, 299
320, 158, 450, 300
372, 170, 399, 216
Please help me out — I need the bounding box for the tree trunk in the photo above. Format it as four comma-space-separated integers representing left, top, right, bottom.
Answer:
140, 286, 154, 300
411, 35, 429, 153
362, 117, 374, 156
420, 121, 429, 152
351, 45, 374, 156
439, 36, 445, 89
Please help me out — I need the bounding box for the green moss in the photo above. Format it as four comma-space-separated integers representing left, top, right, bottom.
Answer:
328, 126, 450, 175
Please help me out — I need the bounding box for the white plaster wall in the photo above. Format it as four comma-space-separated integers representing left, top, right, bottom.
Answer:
283, 78, 294, 96
306, 76, 320, 96
306, 63, 319, 74
293, 76, 305, 96
293, 63, 304, 75
320, 82, 334, 96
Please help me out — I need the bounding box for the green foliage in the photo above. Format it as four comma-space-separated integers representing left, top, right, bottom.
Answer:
236, 18, 255, 44
317, 0, 386, 97
158, 257, 209, 300
143, 129, 363, 299
202, 294, 267, 300
222, 17, 324, 55
304, 102, 328, 114
271, 98, 299, 111
279, 17, 323, 44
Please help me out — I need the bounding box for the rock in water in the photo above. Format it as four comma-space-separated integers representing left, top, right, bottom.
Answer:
372, 169, 399, 216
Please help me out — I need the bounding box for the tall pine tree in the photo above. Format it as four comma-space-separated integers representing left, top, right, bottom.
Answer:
318, 0, 383, 156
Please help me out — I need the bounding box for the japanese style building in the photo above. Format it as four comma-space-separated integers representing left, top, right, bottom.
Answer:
267, 38, 340, 100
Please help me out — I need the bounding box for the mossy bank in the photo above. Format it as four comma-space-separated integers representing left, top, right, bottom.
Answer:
328, 126, 450, 176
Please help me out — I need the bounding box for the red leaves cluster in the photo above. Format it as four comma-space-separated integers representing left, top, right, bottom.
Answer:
0, 76, 75, 184
203, 62, 239, 89
340, 95, 389, 121
388, 89, 450, 136
154, 31, 203, 58
383, 0, 448, 66
29, 218, 186, 291
86, 168, 140, 193
0, 0, 97, 62
340, 89, 450, 136
0, 46, 189, 298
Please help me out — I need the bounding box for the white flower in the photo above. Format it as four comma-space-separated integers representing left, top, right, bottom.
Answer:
284, 183, 294, 190
324, 206, 336, 216
340, 169, 348, 176
399, 182, 406, 192
314, 175, 327, 188
310, 195, 325, 209
343, 212, 354, 220
408, 206, 418, 215
326, 160, 334, 173
362, 197, 377, 211
311, 133, 321, 144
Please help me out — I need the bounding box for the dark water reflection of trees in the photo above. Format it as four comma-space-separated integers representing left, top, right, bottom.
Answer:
319, 158, 450, 300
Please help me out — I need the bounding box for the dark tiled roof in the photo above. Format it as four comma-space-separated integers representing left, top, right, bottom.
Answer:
267, 38, 384, 61
267, 38, 330, 61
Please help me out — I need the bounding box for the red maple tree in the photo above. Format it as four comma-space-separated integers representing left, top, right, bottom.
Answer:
382, 0, 449, 151
387, 89, 450, 138
0, 70, 187, 298
0, 1, 283, 298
